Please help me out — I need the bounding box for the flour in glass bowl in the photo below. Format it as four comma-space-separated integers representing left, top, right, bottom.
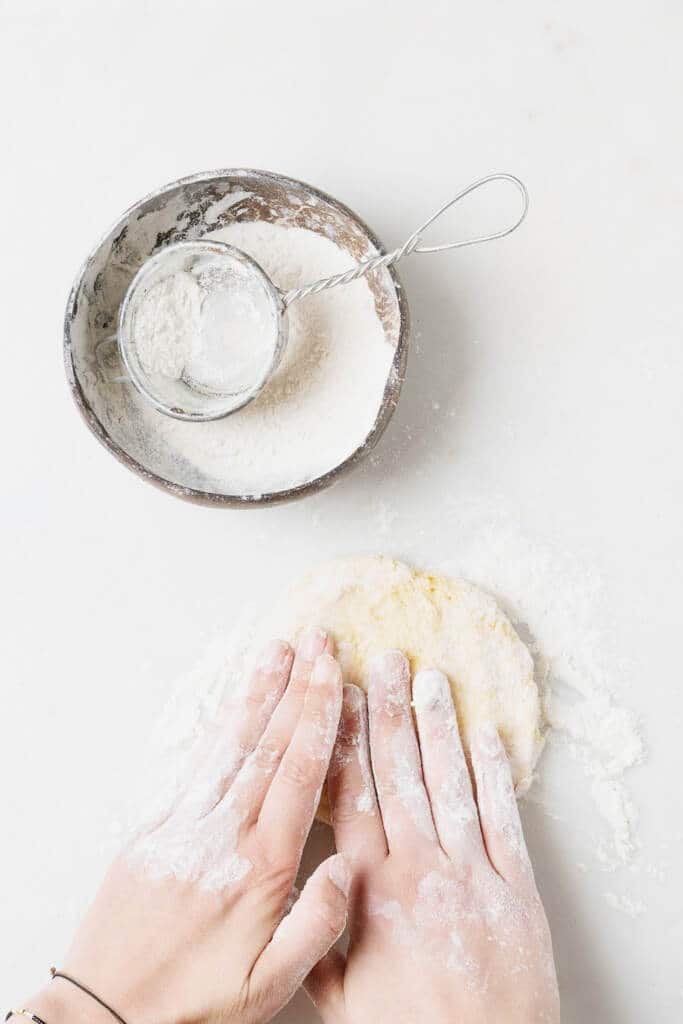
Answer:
129, 221, 395, 497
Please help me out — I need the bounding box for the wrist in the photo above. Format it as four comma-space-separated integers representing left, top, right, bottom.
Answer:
16, 980, 114, 1024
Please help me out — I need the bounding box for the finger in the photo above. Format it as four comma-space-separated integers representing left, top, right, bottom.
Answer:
251, 853, 350, 1011
471, 724, 535, 890
227, 629, 333, 823
258, 654, 343, 859
328, 685, 387, 865
238, 639, 296, 754
367, 651, 438, 851
412, 669, 487, 866
304, 948, 346, 1018
173, 639, 294, 820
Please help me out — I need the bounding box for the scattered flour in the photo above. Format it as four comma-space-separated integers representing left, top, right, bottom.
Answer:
124, 629, 257, 890
286, 491, 647, 908
604, 890, 646, 918
348, 492, 645, 879
118, 497, 646, 907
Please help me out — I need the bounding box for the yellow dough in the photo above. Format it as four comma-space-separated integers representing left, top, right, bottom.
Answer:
259, 556, 544, 818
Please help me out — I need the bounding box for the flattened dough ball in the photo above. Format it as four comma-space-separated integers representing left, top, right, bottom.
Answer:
259, 557, 544, 819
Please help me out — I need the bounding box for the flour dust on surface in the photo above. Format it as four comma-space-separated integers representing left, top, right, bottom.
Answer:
115, 488, 649, 917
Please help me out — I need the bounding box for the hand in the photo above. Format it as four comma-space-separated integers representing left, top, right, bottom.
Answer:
306, 651, 560, 1024
24, 630, 351, 1024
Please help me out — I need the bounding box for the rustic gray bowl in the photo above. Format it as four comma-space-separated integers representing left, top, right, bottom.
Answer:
64, 169, 410, 507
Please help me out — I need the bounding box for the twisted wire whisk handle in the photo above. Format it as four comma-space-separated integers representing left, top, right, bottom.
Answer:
282, 173, 529, 308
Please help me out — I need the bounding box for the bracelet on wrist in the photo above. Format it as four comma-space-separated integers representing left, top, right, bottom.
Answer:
49, 968, 129, 1024
5, 1012, 48, 1024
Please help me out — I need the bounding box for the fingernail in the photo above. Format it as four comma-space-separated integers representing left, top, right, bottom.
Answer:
343, 683, 365, 711
328, 853, 352, 896
369, 649, 408, 683
369, 650, 409, 714
298, 627, 328, 661
312, 652, 342, 685
477, 722, 502, 756
412, 669, 450, 712
258, 638, 293, 672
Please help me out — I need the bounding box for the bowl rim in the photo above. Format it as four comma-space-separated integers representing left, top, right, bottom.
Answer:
63, 167, 410, 508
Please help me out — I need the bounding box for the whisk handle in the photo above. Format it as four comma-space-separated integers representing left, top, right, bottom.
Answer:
282, 173, 529, 308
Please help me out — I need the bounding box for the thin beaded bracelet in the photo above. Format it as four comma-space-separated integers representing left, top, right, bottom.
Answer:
49, 968, 129, 1024
5, 1012, 48, 1024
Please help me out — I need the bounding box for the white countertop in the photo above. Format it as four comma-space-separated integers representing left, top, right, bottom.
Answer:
2, 2, 682, 1020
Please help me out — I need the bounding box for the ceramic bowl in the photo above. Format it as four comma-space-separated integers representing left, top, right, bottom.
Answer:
64, 169, 410, 506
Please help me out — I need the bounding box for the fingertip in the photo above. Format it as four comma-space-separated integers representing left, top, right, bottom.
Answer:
412, 668, 451, 712
257, 638, 294, 673
475, 722, 505, 758
342, 682, 365, 710
368, 650, 410, 716
312, 652, 343, 687
327, 852, 352, 897
297, 627, 329, 662
369, 648, 409, 682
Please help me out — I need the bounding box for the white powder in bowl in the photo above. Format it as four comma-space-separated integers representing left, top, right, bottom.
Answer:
133, 270, 202, 379
130, 255, 278, 396
124, 221, 395, 496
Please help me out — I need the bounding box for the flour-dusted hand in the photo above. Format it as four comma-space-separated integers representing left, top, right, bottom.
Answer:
307, 651, 560, 1024
21, 630, 350, 1024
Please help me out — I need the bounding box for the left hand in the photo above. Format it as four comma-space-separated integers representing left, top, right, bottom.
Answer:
23, 629, 350, 1024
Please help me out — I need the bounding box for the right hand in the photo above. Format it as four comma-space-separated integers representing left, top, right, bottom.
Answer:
305, 650, 560, 1024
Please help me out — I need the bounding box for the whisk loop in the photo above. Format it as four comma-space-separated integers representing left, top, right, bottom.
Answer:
282, 173, 529, 307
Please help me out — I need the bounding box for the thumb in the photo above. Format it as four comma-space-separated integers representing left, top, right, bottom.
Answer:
304, 947, 346, 1018
250, 854, 350, 1011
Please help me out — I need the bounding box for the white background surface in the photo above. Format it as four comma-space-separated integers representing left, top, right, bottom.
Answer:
2, 1, 682, 1020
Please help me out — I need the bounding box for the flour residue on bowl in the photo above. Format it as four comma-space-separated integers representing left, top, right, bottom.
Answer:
86, 221, 395, 497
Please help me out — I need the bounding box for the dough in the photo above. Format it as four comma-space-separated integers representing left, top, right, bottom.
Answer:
260, 557, 544, 819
